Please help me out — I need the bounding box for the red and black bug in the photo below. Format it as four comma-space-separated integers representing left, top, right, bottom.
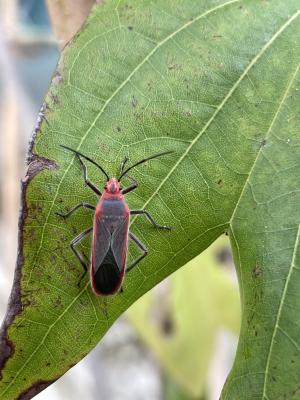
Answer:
56, 146, 173, 296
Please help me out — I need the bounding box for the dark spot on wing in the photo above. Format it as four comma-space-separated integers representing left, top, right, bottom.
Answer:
94, 247, 121, 294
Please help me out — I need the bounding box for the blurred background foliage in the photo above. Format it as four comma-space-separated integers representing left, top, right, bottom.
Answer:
127, 237, 240, 398
0, 1, 240, 399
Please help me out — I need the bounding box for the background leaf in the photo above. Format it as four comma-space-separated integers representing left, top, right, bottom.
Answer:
126, 237, 240, 398
0, 0, 299, 399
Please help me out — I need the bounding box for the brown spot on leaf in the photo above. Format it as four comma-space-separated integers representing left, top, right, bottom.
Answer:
0, 115, 57, 379
261, 138, 267, 147
52, 70, 63, 85
0, 336, 15, 380
50, 93, 59, 104
17, 379, 58, 400
131, 95, 137, 108
26, 156, 57, 179
253, 264, 262, 278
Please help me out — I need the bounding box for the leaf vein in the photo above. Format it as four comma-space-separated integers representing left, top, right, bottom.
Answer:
230, 60, 300, 224
133, 10, 300, 227
262, 224, 300, 398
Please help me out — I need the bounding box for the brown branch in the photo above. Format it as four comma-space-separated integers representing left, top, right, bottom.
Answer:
46, 0, 100, 48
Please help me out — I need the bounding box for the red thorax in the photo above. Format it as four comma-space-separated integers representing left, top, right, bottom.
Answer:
103, 178, 123, 199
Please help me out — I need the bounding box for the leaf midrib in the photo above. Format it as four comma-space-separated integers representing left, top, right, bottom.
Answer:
225, 60, 300, 400
262, 224, 300, 399
228, 59, 300, 304
229, 61, 300, 226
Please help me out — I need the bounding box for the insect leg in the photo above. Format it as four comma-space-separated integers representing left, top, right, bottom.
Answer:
126, 232, 148, 273
77, 154, 102, 196
120, 156, 129, 174
70, 227, 93, 287
56, 203, 95, 219
121, 178, 138, 195
130, 210, 171, 230
120, 157, 139, 195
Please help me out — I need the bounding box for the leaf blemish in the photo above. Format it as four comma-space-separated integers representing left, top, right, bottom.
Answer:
50, 93, 59, 104
261, 139, 267, 147
52, 70, 63, 85
18, 379, 58, 400
26, 156, 57, 180
0, 337, 15, 380
132, 95, 138, 108
252, 264, 262, 278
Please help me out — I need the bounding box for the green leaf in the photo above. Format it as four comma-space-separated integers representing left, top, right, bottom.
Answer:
0, 1, 299, 399
126, 237, 240, 398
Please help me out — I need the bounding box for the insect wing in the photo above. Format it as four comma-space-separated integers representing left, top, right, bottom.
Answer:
111, 214, 129, 273
91, 215, 111, 275
91, 214, 129, 295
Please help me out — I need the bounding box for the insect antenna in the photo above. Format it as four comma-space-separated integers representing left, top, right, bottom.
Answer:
118, 150, 173, 181
60, 145, 110, 181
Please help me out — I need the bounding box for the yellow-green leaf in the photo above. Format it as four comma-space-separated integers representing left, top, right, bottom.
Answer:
126, 237, 240, 397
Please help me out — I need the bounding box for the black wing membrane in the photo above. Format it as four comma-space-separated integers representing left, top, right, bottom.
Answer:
93, 246, 121, 295
111, 216, 129, 272
92, 215, 129, 294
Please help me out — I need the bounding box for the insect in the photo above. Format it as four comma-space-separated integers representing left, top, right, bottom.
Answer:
56, 145, 173, 296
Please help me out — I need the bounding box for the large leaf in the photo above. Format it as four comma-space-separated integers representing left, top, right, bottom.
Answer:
126, 237, 240, 398
0, 1, 299, 399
